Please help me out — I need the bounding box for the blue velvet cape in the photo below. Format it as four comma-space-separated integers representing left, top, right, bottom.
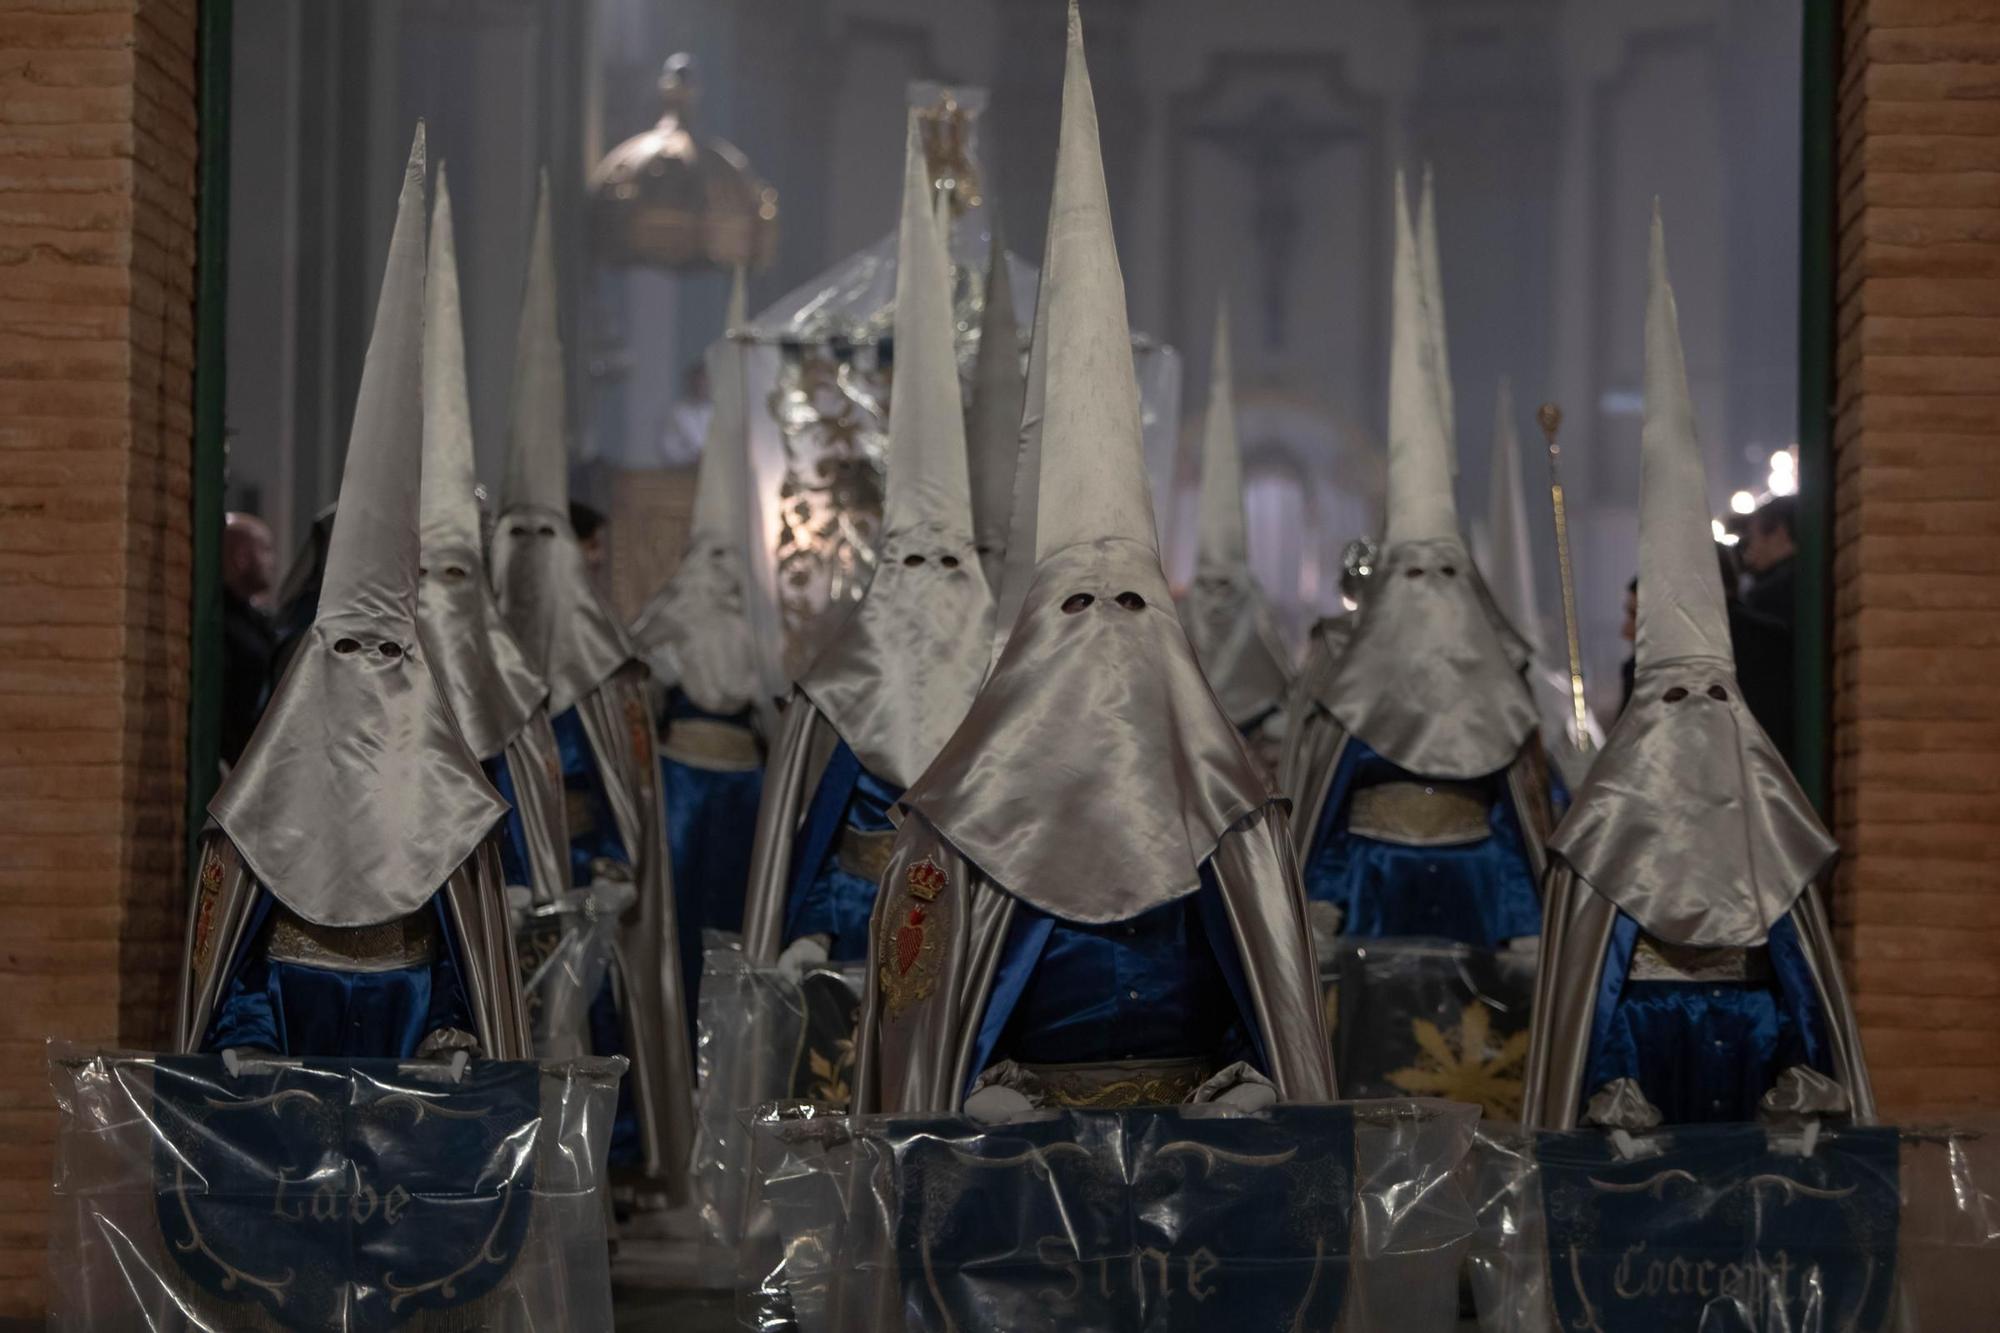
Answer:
967, 869, 1263, 1099
659, 689, 764, 1045
1304, 738, 1544, 947
783, 739, 902, 961
1581, 912, 1835, 1124
552, 704, 642, 1163
203, 894, 473, 1059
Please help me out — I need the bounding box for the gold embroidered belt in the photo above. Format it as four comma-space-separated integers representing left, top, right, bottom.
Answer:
1020, 1058, 1214, 1110
835, 825, 898, 884
1630, 936, 1770, 984
1348, 780, 1489, 846
662, 716, 761, 772
267, 905, 438, 973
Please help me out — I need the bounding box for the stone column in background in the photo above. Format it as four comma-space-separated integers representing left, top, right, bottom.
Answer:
0, 0, 199, 1315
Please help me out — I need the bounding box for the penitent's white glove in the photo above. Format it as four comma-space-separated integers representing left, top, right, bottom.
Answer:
775, 933, 830, 980
963, 1083, 1036, 1125
1210, 1079, 1278, 1112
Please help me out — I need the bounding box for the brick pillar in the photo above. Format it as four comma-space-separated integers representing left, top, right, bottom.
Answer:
1834, 0, 2000, 1114
0, 0, 199, 1315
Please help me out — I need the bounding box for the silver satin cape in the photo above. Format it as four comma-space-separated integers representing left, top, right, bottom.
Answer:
1519, 208, 1873, 1129
490, 173, 695, 1194
850, 6, 1331, 1112
176, 128, 528, 1059
1179, 301, 1294, 733
417, 163, 569, 908
851, 543, 1336, 1113
741, 112, 994, 961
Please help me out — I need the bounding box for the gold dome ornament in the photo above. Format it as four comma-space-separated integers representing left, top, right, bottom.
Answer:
589, 53, 778, 271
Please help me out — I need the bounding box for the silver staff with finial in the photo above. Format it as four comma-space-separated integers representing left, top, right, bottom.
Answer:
1537, 401, 1592, 754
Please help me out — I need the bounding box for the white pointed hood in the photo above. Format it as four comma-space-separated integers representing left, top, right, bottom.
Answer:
1180, 299, 1293, 727
1484, 376, 1545, 659
1322, 178, 1537, 779
415, 163, 548, 760
1550, 206, 1835, 947
213, 126, 506, 927
900, 4, 1270, 924
796, 113, 994, 787
967, 221, 1026, 591
631, 270, 786, 723
1417, 165, 1456, 464
490, 172, 637, 714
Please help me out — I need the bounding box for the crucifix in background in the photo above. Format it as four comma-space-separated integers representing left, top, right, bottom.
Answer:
1191, 93, 1353, 350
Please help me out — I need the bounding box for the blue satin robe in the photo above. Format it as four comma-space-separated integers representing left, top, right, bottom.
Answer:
552, 705, 641, 1164
659, 690, 764, 1045
482, 751, 534, 891
968, 872, 1262, 1098
204, 894, 472, 1059
783, 739, 902, 962
1583, 913, 1833, 1124
1305, 740, 1543, 947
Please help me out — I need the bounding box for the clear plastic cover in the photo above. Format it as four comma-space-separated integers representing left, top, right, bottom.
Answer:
1320, 936, 1538, 1119
46, 1043, 625, 1331
516, 880, 629, 1060
743, 1099, 1480, 1332
1467, 1118, 2000, 1333
691, 945, 865, 1259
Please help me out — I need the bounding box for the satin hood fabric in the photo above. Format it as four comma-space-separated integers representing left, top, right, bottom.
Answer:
903, 537, 1274, 924
214, 125, 506, 929
1550, 661, 1834, 949
798, 518, 994, 788
417, 165, 544, 759
631, 540, 764, 718
1182, 565, 1294, 728
214, 621, 508, 928
490, 506, 636, 717
1325, 536, 1539, 779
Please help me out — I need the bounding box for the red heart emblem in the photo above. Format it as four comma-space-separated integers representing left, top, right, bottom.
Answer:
895, 906, 926, 976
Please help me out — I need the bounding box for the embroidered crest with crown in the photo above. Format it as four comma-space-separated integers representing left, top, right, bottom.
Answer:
191, 845, 227, 973
879, 855, 947, 1017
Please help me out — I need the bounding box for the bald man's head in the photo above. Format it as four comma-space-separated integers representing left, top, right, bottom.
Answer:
223, 512, 276, 604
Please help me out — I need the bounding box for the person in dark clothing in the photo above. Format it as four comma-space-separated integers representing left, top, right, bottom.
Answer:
1741, 495, 1797, 626
219, 511, 278, 768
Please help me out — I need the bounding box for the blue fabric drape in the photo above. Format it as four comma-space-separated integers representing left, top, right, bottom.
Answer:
660, 690, 764, 1047
482, 751, 534, 890
783, 739, 902, 961
968, 870, 1258, 1096
1583, 911, 1829, 1124
552, 705, 641, 1163
551, 705, 633, 884
1304, 739, 1541, 947
204, 896, 470, 1059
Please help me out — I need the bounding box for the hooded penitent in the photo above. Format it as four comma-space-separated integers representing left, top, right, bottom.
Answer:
628, 269, 779, 1038
491, 173, 695, 1194
1483, 376, 1605, 789
177, 126, 528, 1063
852, 4, 1335, 1116
1521, 208, 1872, 1130
1289, 176, 1552, 951
631, 268, 784, 727
967, 222, 1026, 593
1179, 300, 1294, 741
739, 113, 996, 965
417, 164, 569, 912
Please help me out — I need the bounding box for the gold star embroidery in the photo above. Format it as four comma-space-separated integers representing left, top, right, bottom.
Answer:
1384, 1000, 1530, 1120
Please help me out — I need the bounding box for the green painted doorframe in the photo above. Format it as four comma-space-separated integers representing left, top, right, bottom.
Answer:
187, 0, 231, 863
1794, 0, 1837, 814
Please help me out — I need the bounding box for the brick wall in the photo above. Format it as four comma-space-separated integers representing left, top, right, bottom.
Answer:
0, 0, 199, 1316
1834, 0, 2000, 1114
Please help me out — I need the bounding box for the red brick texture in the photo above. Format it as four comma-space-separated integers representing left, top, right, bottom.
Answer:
0, 0, 198, 1315
1834, 0, 2000, 1116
